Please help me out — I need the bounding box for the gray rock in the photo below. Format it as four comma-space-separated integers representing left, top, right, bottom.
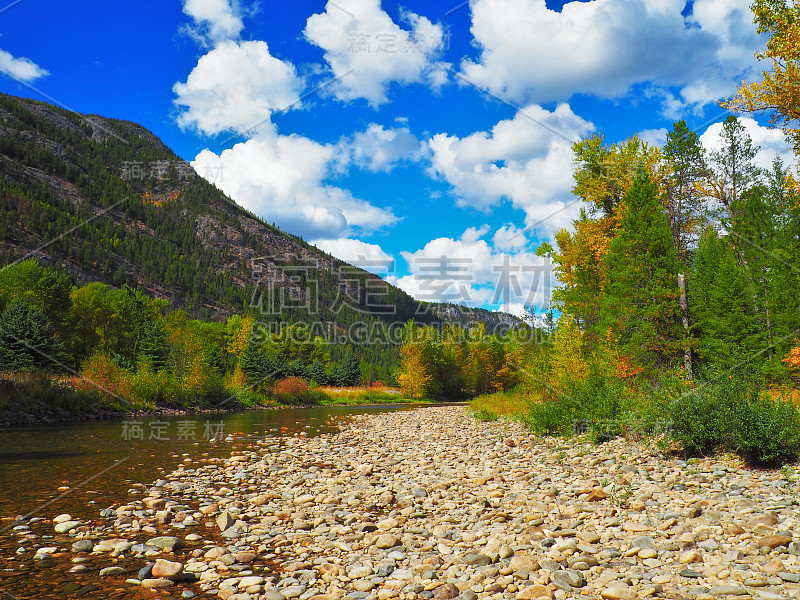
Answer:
463, 553, 493, 566
138, 563, 154, 580
217, 510, 236, 532
54, 520, 81, 533
552, 569, 585, 589
632, 536, 656, 550
680, 569, 702, 578
412, 486, 429, 498
708, 585, 748, 595
146, 536, 181, 549
71, 540, 93, 553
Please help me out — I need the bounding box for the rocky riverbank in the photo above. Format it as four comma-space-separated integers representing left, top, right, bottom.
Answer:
7, 406, 800, 600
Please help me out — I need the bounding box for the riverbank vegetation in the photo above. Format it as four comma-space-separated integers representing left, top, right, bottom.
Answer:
0, 259, 416, 415
464, 110, 800, 466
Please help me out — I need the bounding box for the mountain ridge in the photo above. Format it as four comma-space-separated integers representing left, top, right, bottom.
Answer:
0, 92, 519, 333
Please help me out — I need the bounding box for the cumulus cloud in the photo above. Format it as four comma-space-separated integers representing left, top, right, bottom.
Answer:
181, 0, 246, 45
459, 0, 762, 111
340, 123, 422, 172
304, 0, 450, 106
174, 40, 303, 136
191, 126, 397, 240
0, 49, 48, 82
492, 223, 528, 252
390, 228, 553, 310
427, 103, 594, 234
699, 117, 795, 172
312, 238, 395, 275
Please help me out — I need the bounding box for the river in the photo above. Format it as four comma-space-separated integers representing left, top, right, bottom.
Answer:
0, 405, 421, 522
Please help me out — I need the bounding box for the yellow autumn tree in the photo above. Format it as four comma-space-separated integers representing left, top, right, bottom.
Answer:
726, 0, 800, 157
397, 341, 433, 399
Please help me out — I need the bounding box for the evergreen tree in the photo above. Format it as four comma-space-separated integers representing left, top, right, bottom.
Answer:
308, 360, 328, 385
664, 120, 708, 378
0, 300, 64, 370
342, 353, 362, 386
138, 319, 167, 371
240, 336, 271, 384
690, 229, 763, 374
602, 168, 682, 371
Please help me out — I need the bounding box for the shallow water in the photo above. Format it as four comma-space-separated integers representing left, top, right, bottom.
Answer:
0, 405, 419, 523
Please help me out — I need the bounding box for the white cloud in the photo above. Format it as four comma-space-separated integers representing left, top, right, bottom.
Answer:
312, 238, 395, 275
0, 49, 48, 82
492, 223, 528, 252
340, 123, 422, 172
304, 0, 449, 106
182, 0, 244, 44
191, 126, 397, 240
459, 0, 762, 111
391, 228, 553, 310
174, 40, 303, 136
638, 127, 669, 148
427, 103, 594, 234
699, 118, 794, 172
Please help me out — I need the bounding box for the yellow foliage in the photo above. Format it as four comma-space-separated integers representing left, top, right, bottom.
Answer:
726, 0, 800, 155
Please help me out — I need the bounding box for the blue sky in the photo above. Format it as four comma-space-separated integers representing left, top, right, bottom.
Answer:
0, 0, 793, 316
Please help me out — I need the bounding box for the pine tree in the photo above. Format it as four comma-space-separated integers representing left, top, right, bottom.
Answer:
0, 300, 64, 370
601, 167, 682, 372
664, 120, 708, 378
690, 229, 763, 374
138, 319, 166, 371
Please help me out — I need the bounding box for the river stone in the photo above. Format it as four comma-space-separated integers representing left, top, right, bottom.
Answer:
146, 536, 181, 549
708, 585, 748, 595
217, 510, 236, 531
600, 585, 635, 600
281, 585, 306, 598
375, 534, 399, 549
99, 566, 127, 576
509, 555, 539, 574
412, 486, 429, 498
71, 540, 93, 553
263, 593, 287, 600
54, 520, 82, 534
141, 578, 175, 589
152, 559, 183, 579
455, 591, 478, 600
132, 543, 159, 553
139, 563, 154, 580
53, 513, 72, 524
463, 553, 493, 566
632, 536, 656, 550
433, 583, 460, 599
552, 569, 585, 589
239, 576, 265, 588
352, 579, 375, 592
757, 534, 792, 549
518, 584, 553, 600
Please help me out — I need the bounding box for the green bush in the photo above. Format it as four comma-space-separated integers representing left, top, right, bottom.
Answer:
733, 394, 800, 466
666, 375, 800, 466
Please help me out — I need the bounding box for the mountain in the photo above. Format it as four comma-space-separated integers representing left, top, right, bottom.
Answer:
0, 92, 519, 334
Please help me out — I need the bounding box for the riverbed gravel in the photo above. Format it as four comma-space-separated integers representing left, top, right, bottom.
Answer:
13, 405, 800, 599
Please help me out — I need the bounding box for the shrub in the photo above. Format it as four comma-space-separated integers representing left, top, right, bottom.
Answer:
273, 376, 319, 405
666, 375, 800, 466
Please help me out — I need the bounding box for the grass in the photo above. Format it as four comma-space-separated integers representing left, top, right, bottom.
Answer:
315, 386, 423, 406
469, 391, 527, 421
